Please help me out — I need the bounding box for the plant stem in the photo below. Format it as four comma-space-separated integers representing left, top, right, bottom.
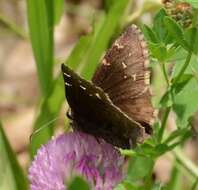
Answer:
0, 13, 28, 40
173, 148, 198, 179
158, 51, 192, 142
173, 52, 192, 85
162, 62, 170, 87
158, 61, 172, 142
158, 106, 171, 142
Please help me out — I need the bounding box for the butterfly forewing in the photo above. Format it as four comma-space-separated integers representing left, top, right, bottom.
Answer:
62, 64, 145, 148
92, 25, 155, 134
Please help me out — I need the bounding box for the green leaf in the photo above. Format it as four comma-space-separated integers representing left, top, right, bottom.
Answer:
172, 74, 193, 94
27, 0, 54, 97
185, 27, 198, 54
68, 176, 90, 190
148, 42, 168, 62
164, 128, 192, 144
143, 25, 159, 43
153, 9, 168, 42
154, 144, 171, 156
172, 51, 198, 128
164, 17, 190, 51
159, 90, 173, 108
127, 156, 154, 181
0, 122, 28, 190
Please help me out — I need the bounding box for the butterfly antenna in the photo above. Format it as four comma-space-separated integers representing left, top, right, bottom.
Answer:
30, 116, 61, 142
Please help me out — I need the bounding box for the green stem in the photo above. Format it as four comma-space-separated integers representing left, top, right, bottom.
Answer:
0, 13, 28, 40
158, 61, 172, 142
173, 52, 192, 85
158, 107, 171, 142
173, 148, 198, 179
161, 62, 170, 87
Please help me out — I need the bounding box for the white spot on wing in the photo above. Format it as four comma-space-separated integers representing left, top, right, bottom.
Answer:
95, 93, 101, 99
141, 41, 147, 48
80, 85, 86, 90
143, 49, 149, 56
144, 71, 150, 85
132, 74, 137, 81
144, 60, 149, 68
114, 41, 124, 49
122, 62, 127, 69
102, 59, 111, 66
65, 82, 72, 87
63, 72, 71, 78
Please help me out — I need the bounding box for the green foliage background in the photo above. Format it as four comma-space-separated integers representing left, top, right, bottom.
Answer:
0, 0, 198, 190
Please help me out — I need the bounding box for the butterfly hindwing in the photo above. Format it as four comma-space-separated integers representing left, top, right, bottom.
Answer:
92, 25, 155, 134
61, 64, 145, 148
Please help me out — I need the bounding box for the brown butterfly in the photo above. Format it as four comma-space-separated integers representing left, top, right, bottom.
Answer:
62, 25, 155, 149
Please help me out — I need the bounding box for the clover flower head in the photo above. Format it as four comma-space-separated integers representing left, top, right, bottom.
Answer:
29, 132, 124, 190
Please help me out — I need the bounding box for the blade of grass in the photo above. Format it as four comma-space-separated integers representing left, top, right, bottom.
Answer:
0, 122, 28, 190
27, 0, 54, 97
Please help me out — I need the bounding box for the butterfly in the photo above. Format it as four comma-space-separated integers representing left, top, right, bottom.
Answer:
62, 25, 155, 149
